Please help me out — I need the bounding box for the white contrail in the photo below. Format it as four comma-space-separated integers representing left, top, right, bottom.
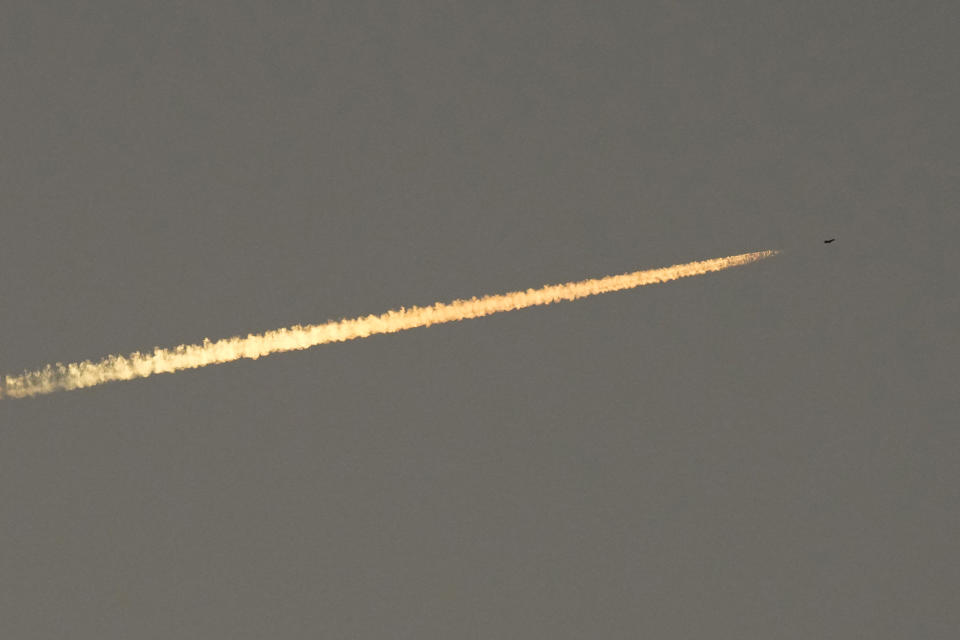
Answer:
0, 250, 777, 399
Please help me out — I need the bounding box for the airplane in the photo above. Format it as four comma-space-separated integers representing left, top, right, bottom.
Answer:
824, 238, 836, 243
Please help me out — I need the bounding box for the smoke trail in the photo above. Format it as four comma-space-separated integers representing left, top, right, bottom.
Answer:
0, 250, 777, 399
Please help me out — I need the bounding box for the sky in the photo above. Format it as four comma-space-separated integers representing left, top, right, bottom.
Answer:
0, 2, 957, 637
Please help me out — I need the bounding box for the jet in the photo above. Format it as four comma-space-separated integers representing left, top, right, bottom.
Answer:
824, 238, 836, 243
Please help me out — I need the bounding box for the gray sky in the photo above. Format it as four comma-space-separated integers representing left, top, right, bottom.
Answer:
1, 2, 957, 637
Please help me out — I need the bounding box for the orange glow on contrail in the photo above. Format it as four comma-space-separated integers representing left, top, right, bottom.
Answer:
1, 250, 777, 398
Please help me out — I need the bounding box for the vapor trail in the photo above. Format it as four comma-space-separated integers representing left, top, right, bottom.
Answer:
1, 250, 777, 399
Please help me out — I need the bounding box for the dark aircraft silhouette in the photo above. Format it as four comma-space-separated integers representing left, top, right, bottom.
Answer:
824, 238, 836, 243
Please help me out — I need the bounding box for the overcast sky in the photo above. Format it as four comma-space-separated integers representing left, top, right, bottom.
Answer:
1, 2, 957, 637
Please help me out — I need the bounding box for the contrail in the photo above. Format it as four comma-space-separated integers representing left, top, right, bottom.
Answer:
0, 250, 777, 399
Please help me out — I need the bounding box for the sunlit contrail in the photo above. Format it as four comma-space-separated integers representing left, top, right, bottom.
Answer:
0, 250, 777, 398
